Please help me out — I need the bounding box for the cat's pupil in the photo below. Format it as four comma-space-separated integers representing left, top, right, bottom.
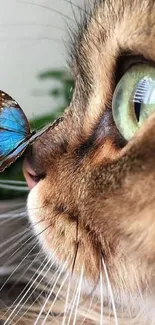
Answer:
133, 78, 149, 122
134, 102, 141, 121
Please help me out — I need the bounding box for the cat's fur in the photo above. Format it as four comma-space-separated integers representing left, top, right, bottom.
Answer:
2, 0, 155, 324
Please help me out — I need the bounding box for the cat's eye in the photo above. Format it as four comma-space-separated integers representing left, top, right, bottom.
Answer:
112, 64, 155, 140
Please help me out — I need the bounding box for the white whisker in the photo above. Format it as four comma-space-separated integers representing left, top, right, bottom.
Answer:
33, 259, 68, 325
0, 183, 28, 191
79, 292, 95, 325
0, 180, 26, 185
66, 267, 84, 325
13, 255, 59, 324
4, 255, 48, 322
0, 209, 26, 223
0, 225, 30, 253
72, 266, 84, 325
7, 250, 42, 292
41, 272, 69, 325
5, 220, 53, 267
66, 279, 79, 325
8, 257, 53, 325
62, 272, 74, 325
0, 239, 39, 293
101, 257, 118, 325
100, 268, 104, 325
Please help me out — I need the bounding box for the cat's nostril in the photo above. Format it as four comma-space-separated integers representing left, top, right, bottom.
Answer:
23, 158, 40, 190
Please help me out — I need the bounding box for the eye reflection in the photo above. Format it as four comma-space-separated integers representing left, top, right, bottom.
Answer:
112, 64, 155, 140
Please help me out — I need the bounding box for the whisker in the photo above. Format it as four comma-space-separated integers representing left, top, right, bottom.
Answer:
24, 251, 45, 259
7, 244, 35, 268
0, 239, 39, 292
65, 0, 106, 39
72, 266, 84, 325
100, 266, 104, 325
127, 263, 149, 322
66, 270, 82, 325
79, 292, 95, 325
15, 254, 61, 322
2, 217, 54, 266
0, 183, 28, 191
0, 209, 26, 223
61, 274, 74, 325
33, 259, 68, 325
0, 232, 30, 263
131, 264, 145, 305
101, 255, 118, 325
0, 226, 30, 252
0, 37, 70, 44
0, 180, 26, 185
61, 213, 80, 324
7, 249, 42, 292
0, 228, 35, 266
0, 220, 54, 291
17, 253, 57, 303
5, 256, 51, 324
2, 251, 45, 319
41, 272, 69, 325
18, 0, 75, 22
0, 23, 65, 31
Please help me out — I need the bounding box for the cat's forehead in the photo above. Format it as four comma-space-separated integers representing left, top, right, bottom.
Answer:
71, 0, 155, 81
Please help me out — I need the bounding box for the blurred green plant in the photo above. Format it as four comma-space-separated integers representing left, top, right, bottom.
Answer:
0, 69, 74, 200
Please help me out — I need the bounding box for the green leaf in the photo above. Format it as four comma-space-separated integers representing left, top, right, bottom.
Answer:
49, 89, 62, 97
39, 70, 67, 80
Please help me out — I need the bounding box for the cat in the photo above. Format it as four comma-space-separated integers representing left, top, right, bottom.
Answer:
2, 0, 155, 324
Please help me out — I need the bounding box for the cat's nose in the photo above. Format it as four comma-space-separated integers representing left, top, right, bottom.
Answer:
23, 158, 39, 190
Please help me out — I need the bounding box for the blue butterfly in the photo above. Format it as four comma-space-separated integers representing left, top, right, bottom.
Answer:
0, 90, 53, 172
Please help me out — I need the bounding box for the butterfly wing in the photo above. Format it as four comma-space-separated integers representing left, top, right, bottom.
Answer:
0, 90, 31, 172
0, 129, 28, 158
0, 91, 30, 134
0, 139, 30, 172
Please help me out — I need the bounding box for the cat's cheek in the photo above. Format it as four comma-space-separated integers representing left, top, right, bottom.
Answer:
27, 184, 59, 265
27, 185, 40, 226
27, 185, 76, 270
27, 184, 51, 251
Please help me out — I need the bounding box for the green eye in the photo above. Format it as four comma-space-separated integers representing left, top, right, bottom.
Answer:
112, 64, 155, 141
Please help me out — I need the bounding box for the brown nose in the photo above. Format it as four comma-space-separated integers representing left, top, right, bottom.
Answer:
23, 158, 39, 190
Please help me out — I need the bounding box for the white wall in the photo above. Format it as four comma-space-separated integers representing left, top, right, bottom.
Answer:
0, 0, 83, 119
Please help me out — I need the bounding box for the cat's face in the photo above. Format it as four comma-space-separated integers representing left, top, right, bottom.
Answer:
23, 0, 155, 309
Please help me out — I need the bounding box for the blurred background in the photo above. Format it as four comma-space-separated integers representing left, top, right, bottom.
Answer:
0, 0, 83, 199
0, 0, 83, 118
